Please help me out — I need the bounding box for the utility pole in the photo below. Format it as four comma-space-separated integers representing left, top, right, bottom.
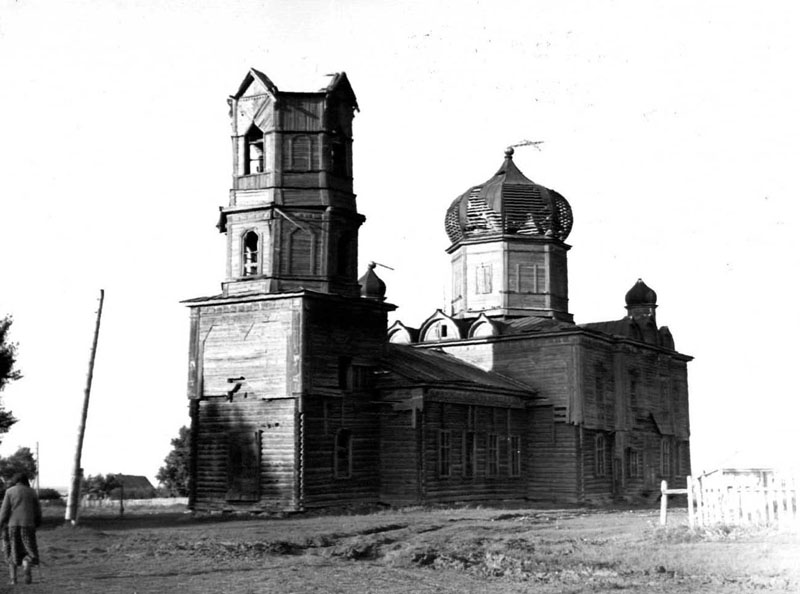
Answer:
65, 289, 105, 525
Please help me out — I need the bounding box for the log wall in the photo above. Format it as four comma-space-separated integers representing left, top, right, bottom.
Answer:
194, 396, 298, 511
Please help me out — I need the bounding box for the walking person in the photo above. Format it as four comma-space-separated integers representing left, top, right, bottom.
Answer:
0, 473, 42, 585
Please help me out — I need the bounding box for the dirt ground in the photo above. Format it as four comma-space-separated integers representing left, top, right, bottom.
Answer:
5, 503, 799, 593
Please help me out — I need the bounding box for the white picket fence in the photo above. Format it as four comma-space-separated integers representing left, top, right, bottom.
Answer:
661, 473, 798, 529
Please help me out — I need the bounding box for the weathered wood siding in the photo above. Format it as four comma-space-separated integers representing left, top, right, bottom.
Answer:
300, 296, 389, 508
195, 297, 302, 399
528, 406, 580, 502
419, 397, 528, 504
194, 397, 298, 511
379, 400, 422, 505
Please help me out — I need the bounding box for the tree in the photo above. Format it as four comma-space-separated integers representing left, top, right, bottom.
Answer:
0, 315, 21, 438
83, 473, 120, 499
156, 426, 190, 496
0, 447, 36, 484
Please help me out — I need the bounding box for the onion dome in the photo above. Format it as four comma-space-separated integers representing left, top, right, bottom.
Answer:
625, 279, 657, 306
445, 147, 573, 244
359, 262, 386, 301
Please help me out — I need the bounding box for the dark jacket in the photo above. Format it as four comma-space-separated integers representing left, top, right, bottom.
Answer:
0, 484, 42, 528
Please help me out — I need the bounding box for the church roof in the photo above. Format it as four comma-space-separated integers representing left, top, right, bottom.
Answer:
444, 147, 573, 245
232, 68, 358, 110
377, 343, 535, 396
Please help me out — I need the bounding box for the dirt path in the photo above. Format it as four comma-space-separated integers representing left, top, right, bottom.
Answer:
9, 506, 798, 593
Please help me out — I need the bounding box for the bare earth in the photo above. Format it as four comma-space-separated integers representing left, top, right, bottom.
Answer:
9, 504, 799, 593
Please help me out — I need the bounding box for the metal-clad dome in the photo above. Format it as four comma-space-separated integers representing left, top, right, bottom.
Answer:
445, 148, 573, 244
625, 279, 657, 306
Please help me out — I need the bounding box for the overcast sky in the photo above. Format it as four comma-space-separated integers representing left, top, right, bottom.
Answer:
1, 0, 798, 488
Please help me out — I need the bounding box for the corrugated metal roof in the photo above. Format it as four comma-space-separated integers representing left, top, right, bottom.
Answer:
378, 343, 535, 396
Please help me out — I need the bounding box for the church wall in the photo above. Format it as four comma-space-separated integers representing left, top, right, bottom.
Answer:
194, 396, 299, 512
380, 404, 422, 505
299, 295, 389, 508
419, 399, 527, 503
527, 406, 580, 502
188, 296, 305, 511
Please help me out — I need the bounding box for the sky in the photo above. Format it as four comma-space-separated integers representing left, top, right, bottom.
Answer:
1, 0, 799, 488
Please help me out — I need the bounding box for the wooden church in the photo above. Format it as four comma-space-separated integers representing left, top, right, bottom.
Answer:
183, 69, 692, 512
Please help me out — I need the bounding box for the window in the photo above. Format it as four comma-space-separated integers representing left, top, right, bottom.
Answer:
487, 433, 499, 476
337, 356, 351, 390
509, 435, 521, 477
476, 264, 492, 294
625, 447, 642, 478
334, 429, 352, 479
337, 357, 372, 392
519, 264, 546, 293
462, 431, 476, 478
242, 231, 259, 276
660, 438, 672, 477
244, 125, 264, 174
438, 430, 452, 477
594, 434, 607, 477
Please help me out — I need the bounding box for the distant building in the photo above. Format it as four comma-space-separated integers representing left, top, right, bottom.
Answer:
183, 69, 692, 512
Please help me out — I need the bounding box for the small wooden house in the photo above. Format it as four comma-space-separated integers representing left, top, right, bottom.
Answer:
183, 69, 692, 512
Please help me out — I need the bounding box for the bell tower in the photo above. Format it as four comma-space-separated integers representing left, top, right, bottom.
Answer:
218, 69, 363, 298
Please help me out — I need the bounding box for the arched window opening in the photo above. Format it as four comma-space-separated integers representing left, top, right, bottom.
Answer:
594, 434, 607, 477
334, 429, 352, 479
244, 125, 264, 174
242, 231, 259, 276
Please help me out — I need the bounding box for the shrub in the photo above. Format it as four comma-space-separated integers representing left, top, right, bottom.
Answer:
37, 488, 63, 501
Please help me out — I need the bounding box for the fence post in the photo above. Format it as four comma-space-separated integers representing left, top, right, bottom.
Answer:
660, 480, 668, 526
686, 475, 694, 529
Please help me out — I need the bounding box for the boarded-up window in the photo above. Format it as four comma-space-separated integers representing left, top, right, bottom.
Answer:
676, 441, 689, 477
509, 435, 521, 477
519, 264, 546, 293
475, 264, 492, 294
335, 429, 352, 479
226, 431, 261, 502
288, 228, 315, 275
291, 135, 312, 171
438, 430, 452, 477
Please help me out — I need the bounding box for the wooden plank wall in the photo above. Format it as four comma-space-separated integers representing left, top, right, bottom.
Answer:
528, 405, 580, 501
300, 296, 389, 507
419, 399, 528, 504
197, 299, 298, 399
379, 407, 421, 505
194, 397, 297, 511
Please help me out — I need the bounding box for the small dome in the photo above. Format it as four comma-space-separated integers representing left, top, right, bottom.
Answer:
625, 279, 657, 306
359, 262, 386, 301
445, 147, 573, 244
